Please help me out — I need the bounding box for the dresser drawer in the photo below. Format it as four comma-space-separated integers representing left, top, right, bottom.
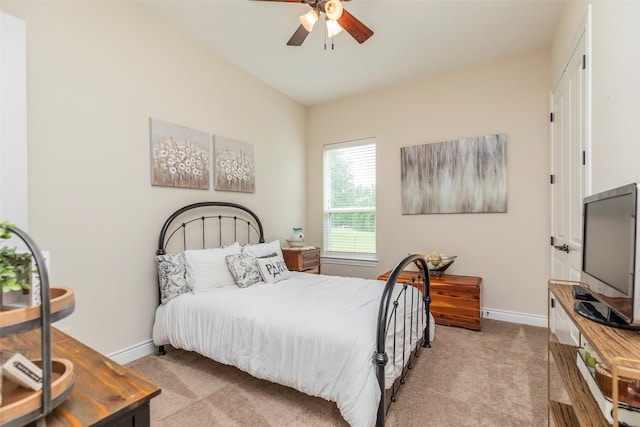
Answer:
301, 250, 320, 269
282, 247, 321, 274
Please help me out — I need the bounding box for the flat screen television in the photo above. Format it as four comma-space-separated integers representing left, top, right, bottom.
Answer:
574, 183, 640, 329
575, 182, 640, 330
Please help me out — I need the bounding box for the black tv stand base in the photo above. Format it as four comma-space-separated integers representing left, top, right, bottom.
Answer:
574, 300, 640, 330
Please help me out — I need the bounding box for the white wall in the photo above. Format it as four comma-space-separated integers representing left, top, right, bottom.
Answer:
0, 12, 28, 231
0, 1, 307, 356
307, 49, 551, 320
552, 1, 640, 193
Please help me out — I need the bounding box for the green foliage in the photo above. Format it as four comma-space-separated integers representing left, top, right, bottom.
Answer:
0, 220, 32, 293
328, 151, 375, 209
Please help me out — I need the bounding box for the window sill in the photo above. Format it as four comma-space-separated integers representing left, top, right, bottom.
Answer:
321, 256, 378, 268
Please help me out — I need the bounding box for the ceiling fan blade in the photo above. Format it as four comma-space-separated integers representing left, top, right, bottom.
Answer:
338, 8, 373, 44
287, 24, 310, 46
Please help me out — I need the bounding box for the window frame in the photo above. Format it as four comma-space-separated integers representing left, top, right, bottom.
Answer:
322, 137, 377, 265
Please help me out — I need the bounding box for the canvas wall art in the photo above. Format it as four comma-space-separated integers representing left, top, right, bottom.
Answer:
213, 136, 255, 193
149, 118, 210, 189
401, 134, 507, 214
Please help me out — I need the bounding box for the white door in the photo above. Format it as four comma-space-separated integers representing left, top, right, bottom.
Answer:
550, 28, 590, 281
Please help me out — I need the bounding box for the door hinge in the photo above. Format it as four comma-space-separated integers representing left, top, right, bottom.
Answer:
551, 298, 556, 308
550, 112, 554, 122
582, 54, 586, 70
582, 150, 586, 165
550, 174, 555, 184
551, 236, 555, 246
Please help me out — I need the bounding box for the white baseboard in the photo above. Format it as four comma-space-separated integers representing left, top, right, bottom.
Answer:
482, 307, 547, 328
107, 339, 157, 365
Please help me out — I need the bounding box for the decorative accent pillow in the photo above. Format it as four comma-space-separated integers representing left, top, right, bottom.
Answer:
155, 254, 189, 304
242, 240, 283, 259
225, 253, 263, 288
184, 242, 241, 293
256, 254, 290, 283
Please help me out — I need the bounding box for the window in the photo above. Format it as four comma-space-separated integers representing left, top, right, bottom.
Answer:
323, 138, 376, 262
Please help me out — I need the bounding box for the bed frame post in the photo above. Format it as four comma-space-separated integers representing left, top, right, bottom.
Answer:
374, 253, 431, 427
421, 274, 432, 349
373, 351, 389, 426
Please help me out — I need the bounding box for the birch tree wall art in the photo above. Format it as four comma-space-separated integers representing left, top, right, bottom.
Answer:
401, 134, 507, 214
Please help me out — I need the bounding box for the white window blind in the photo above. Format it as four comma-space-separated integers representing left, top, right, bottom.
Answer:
323, 138, 376, 258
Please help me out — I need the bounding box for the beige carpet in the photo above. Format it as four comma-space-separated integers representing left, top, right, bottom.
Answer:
127, 319, 548, 426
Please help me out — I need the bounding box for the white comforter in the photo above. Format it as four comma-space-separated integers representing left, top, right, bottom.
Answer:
153, 272, 434, 427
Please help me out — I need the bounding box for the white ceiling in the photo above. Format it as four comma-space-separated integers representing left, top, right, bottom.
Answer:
136, 0, 566, 106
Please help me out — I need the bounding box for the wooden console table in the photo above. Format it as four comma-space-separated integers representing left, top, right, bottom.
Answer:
548, 281, 640, 426
0, 327, 160, 426
377, 271, 482, 331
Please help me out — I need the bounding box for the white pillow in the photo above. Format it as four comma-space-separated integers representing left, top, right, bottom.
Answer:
185, 242, 241, 292
256, 254, 290, 283
242, 240, 283, 258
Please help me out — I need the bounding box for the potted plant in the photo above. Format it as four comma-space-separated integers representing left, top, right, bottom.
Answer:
0, 220, 32, 309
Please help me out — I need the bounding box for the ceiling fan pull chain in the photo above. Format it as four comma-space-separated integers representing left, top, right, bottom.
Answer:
324, 19, 327, 50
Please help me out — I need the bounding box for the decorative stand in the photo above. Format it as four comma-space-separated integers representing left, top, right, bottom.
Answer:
0, 226, 75, 426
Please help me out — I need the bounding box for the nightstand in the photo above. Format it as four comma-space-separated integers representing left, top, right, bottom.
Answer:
282, 247, 321, 274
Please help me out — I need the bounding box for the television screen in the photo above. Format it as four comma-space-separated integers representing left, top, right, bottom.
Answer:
578, 182, 640, 329
583, 192, 635, 296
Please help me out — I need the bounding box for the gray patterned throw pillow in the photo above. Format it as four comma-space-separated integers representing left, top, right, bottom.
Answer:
225, 253, 263, 288
155, 254, 189, 304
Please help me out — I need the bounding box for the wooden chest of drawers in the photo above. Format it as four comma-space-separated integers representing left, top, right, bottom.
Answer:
377, 271, 482, 331
282, 247, 321, 274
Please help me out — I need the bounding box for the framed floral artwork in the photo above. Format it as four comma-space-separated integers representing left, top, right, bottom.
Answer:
213, 136, 255, 193
149, 118, 210, 189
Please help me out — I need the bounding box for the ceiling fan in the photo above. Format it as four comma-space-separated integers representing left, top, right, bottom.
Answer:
254, 0, 374, 47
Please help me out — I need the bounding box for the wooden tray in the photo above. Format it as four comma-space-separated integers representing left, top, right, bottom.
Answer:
0, 358, 75, 426
0, 288, 75, 335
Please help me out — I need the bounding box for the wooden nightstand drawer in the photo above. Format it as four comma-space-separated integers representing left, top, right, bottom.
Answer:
282, 247, 321, 274
300, 250, 320, 269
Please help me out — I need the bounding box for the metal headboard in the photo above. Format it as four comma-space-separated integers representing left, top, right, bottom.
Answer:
156, 202, 265, 256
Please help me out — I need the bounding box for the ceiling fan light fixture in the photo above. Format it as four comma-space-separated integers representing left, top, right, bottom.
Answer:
324, 0, 343, 21
299, 9, 319, 32
326, 18, 343, 38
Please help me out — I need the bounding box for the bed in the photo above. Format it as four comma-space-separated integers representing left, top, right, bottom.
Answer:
152, 202, 433, 427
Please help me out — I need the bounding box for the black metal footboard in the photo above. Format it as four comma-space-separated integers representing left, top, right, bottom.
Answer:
374, 253, 431, 427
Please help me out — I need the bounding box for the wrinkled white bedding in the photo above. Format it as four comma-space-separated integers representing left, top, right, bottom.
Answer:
153, 272, 434, 427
